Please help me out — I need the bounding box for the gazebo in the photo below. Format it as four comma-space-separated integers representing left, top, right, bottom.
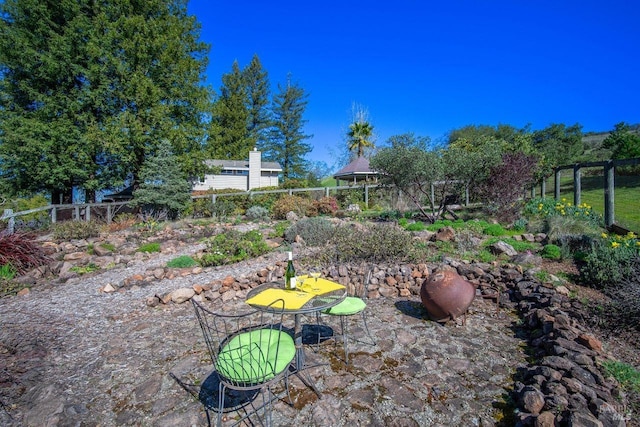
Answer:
333, 156, 379, 186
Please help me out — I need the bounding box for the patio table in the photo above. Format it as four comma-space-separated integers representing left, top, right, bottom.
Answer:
245, 278, 346, 398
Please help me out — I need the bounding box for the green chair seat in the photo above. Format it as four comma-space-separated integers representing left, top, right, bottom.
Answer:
322, 296, 366, 316
217, 329, 295, 384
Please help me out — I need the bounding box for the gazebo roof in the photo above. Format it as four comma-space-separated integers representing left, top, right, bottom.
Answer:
333, 156, 377, 179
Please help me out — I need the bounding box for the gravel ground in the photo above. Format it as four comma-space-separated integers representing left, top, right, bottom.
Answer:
2, 246, 530, 427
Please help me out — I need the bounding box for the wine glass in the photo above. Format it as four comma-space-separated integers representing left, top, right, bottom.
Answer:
309, 270, 321, 291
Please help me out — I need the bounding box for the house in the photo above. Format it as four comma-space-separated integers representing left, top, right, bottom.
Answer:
193, 148, 282, 192
333, 156, 379, 185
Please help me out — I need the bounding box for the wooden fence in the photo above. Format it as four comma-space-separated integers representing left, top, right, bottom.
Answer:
1, 185, 379, 235
532, 157, 640, 228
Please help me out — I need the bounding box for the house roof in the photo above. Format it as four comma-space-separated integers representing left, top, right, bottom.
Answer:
333, 156, 377, 179
204, 159, 282, 171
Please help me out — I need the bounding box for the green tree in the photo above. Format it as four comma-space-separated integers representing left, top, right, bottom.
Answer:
243, 54, 272, 150
0, 0, 211, 202
208, 61, 250, 159
602, 122, 640, 160
265, 75, 312, 180
531, 123, 583, 173
347, 121, 375, 157
131, 139, 192, 220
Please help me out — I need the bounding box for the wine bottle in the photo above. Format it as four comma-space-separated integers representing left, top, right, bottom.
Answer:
285, 251, 296, 290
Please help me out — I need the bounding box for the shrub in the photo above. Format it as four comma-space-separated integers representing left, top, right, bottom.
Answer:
197, 229, 270, 267
284, 217, 335, 246
313, 197, 339, 215
512, 218, 528, 232
541, 244, 562, 260
52, 220, 102, 240
0, 232, 50, 275
405, 221, 427, 232
212, 199, 237, 221
482, 223, 506, 236
320, 223, 415, 263
580, 233, 639, 288
269, 221, 290, 238
524, 197, 603, 228
137, 242, 161, 253
601, 360, 640, 393
272, 195, 316, 220
188, 198, 215, 218
0, 263, 16, 280
167, 255, 198, 268
108, 213, 137, 232
245, 205, 270, 222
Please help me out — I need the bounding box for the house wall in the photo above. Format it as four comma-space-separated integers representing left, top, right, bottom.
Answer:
249, 149, 261, 190
192, 175, 247, 191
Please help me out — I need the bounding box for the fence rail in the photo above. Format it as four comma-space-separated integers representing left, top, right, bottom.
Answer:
1, 185, 379, 235
533, 157, 640, 229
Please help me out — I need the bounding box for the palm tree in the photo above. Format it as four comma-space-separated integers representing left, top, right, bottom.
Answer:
347, 121, 374, 157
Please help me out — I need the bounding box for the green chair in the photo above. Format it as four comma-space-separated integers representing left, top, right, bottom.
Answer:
192, 299, 295, 426
316, 267, 376, 364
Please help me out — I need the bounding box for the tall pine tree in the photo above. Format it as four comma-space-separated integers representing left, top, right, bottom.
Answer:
265, 75, 312, 180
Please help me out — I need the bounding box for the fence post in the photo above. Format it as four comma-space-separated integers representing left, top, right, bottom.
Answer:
3, 209, 14, 235
604, 160, 615, 227
554, 169, 561, 200
573, 165, 581, 207
364, 185, 369, 208
107, 204, 112, 224
86, 205, 91, 222
540, 177, 546, 199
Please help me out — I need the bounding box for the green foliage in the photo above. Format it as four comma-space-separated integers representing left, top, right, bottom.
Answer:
70, 263, 99, 275
320, 223, 415, 263
187, 198, 215, 219
602, 122, 640, 160
405, 221, 427, 232
5, 195, 50, 229
197, 229, 269, 267
0, 264, 16, 280
601, 360, 640, 393
131, 140, 192, 220
512, 218, 528, 232
137, 242, 161, 253
245, 205, 270, 221
580, 232, 639, 288
541, 244, 562, 260
272, 195, 316, 219
524, 197, 603, 228
482, 223, 507, 236
0, 0, 211, 201
284, 217, 335, 246
347, 119, 375, 157
99, 243, 116, 253
269, 221, 290, 238
483, 237, 537, 252
212, 199, 237, 221
263, 76, 312, 179
532, 123, 583, 174
52, 220, 102, 240
166, 255, 198, 268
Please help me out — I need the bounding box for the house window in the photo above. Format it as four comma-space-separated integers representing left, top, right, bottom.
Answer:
221, 170, 233, 175
237, 170, 248, 176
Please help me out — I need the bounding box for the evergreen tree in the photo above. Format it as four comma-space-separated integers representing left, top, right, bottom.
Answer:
243, 54, 272, 150
602, 122, 640, 160
0, 0, 211, 202
208, 61, 250, 159
265, 75, 312, 180
131, 140, 192, 220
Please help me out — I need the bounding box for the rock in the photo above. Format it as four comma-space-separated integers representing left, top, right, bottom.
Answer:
170, 288, 195, 304
520, 386, 545, 414
535, 411, 557, 427
435, 226, 455, 242
567, 410, 603, 427
102, 283, 116, 293
64, 251, 86, 261
489, 241, 518, 257
93, 244, 113, 256
285, 211, 299, 221
576, 334, 603, 352
16, 287, 30, 296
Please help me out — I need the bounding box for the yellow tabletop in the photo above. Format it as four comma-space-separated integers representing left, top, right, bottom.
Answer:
245, 288, 315, 310
297, 276, 346, 295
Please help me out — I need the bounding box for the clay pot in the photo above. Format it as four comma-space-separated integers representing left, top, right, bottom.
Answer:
420, 269, 476, 322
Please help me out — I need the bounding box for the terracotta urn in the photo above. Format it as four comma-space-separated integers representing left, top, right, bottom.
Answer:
420, 269, 476, 322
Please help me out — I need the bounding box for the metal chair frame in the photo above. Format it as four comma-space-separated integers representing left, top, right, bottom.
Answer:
315, 266, 376, 364
192, 299, 294, 426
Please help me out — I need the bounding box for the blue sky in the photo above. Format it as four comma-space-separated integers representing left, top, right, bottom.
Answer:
187, 0, 639, 171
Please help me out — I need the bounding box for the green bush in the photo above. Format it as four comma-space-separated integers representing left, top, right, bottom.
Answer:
52, 220, 102, 240
197, 229, 270, 267
167, 255, 198, 268
482, 223, 506, 236
212, 199, 237, 221
0, 263, 16, 280
272, 195, 316, 220
137, 242, 161, 253
320, 223, 415, 263
541, 244, 562, 260
601, 360, 640, 393
284, 217, 335, 246
269, 221, 290, 238
581, 234, 639, 288
245, 205, 270, 221
405, 221, 427, 232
